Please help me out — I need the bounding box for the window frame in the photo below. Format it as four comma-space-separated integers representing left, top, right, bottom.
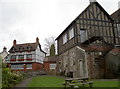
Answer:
50, 64, 56, 70
117, 24, 120, 37
69, 28, 74, 40
18, 55, 24, 59
11, 55, 16, 59
26, 54, 32, 59
26, 64, 32, 69
80, 29, 88, 43
63, 34, 67, 44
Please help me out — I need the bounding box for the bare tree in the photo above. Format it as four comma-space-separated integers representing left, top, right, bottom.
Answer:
43, 36, 56, 56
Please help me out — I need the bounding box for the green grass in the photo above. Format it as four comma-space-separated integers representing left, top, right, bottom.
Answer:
27, 76, 64, 87
93, 80, 119, 87
27, 76, 119, 87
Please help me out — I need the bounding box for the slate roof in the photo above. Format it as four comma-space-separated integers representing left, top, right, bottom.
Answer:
111, 9, 120, 23
9, 42, 46, 53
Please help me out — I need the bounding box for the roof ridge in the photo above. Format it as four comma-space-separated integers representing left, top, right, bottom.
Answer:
16, 42, 38, 45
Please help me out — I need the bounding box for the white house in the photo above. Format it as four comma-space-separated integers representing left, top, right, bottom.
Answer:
5, 37, 46, 71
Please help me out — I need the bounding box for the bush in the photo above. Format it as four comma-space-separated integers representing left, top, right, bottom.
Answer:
2, 68, 24, 88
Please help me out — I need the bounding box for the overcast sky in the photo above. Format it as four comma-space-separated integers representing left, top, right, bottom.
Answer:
0, 0, 119, 52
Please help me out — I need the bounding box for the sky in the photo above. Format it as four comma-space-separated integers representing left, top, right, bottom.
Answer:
0, 0, 119, 52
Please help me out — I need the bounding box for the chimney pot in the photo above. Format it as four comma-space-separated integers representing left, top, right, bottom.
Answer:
3, 46, 7, 52
36, 37, 39, 43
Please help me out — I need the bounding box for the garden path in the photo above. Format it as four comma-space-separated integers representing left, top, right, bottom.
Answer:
12, 77, 33, 89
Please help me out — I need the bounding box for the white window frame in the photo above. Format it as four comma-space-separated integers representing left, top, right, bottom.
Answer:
69, 28, 74, 40
80, 29, 88, 43
11, 55, 16, 59
26, 64, 32, 69
63, 34, 67, 44
11, 64, 24, 70
26, 54, 32, 59
18, 55, 24, 59
50, 64, 56, 70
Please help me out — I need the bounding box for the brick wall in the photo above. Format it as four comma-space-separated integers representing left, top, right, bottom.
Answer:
32, 62, 43, 70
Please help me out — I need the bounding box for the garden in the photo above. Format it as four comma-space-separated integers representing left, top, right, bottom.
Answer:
27, 76, 119, 88
1, 63, 119, 88
2, 63, 25, 88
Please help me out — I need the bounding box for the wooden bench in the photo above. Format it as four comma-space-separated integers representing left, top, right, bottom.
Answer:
63, 77, 93, 88
69, 81, 93, 88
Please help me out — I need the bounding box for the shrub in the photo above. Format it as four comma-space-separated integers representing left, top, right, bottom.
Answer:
2, 68, 24, 88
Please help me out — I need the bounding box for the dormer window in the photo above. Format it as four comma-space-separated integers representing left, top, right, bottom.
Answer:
63, 34, 67, 44
19, 46, 24, 51
12, 47, 16, 51
27, 45, 32, 50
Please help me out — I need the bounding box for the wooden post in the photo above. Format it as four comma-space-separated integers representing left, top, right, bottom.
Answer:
24, 64, 26, 71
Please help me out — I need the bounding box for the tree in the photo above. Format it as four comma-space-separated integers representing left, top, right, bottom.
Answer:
50, 44, 55, 57
44, 36, 56, 56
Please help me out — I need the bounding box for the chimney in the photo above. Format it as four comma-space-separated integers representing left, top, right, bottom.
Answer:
89, 0, 97, 4
36, 37, 39, 43
13, 40, 17, 46
3, 46, 7, 52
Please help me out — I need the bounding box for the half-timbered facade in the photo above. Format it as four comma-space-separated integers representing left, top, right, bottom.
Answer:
5, 37, 46, 71
111, 9, 120, 42
56, 1, 119, 78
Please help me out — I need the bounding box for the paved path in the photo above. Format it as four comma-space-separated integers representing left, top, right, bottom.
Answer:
11, 77, 33, 89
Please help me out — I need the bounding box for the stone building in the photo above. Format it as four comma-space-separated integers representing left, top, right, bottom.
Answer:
5, 37, 46, 71
56, 1, 119, 78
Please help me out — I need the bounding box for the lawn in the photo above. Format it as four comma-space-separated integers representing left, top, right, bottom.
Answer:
27, 76, 65, 87
27, 76, 119, 88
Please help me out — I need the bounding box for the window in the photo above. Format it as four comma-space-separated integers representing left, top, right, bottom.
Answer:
11, 55, 16, 59
69, 28, 74, 40
117, 24, 120, 37
80, 29, 87, 43
26, 54, 32, 59
50, 64, 56, 70
11, 64, 24, 70
19, 46, 24, 51
27, 45, 32, 50
26, 64, 32, 69
18, 55, 24, 59
63, 34, 67, 44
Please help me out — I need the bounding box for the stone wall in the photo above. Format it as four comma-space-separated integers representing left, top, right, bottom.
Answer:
58, 46, 88, 78
105, 52, 120, 78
